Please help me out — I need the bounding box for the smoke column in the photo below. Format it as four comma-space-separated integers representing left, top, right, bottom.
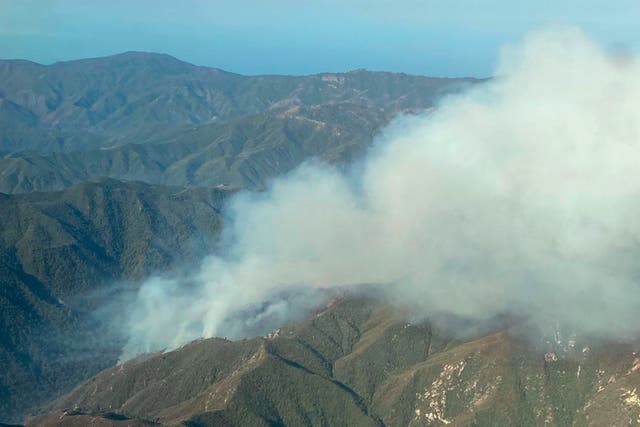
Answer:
122, 28, 640, 358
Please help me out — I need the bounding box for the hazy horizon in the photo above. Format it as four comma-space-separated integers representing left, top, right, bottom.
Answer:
0, 49, 488, 78
2, 0, 639, 78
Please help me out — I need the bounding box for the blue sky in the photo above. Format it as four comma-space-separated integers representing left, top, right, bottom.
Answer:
1, 0, 638, 77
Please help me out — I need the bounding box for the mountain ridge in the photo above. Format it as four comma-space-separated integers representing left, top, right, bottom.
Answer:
25, 296, 640, 426
0, 102, 390, 193
0, 52, 479, 156
2, 51, 480, 79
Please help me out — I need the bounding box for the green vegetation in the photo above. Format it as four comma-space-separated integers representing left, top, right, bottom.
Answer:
0, 53, 476, 194
28, 298, 640, 426
5, 52, 639, 427
0, 179, 230, 422
0, 52, 475, 423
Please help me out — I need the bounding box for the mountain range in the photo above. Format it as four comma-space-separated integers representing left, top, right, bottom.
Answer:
0, 53, 477, 194
13, 51, 640, 427
26, 296, 640, 426
3, 50, 640, 427
0, 52, 476, 424
0, 51, 473, 155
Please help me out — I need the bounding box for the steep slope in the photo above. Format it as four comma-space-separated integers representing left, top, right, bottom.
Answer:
0, 53, 476, 154
29, 297, 640, 426
32, 297, 429, 426
0, 103, 389, 194
0, 179, 230, 423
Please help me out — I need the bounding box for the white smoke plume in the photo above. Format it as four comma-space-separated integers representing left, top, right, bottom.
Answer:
122, 27, 640, 358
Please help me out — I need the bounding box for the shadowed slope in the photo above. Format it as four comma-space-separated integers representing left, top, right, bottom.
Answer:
0, 179, 230, 422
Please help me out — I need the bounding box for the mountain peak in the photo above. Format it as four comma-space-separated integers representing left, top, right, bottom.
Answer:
104, 50, 189, 64
49, 51, 197, 74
